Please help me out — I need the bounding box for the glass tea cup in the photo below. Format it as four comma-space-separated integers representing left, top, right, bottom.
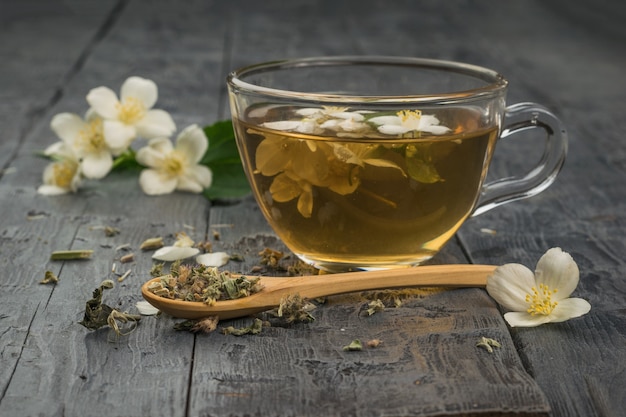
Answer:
227, 56, 567, 272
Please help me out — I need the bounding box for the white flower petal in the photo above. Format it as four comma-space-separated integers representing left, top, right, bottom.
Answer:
136, 138, 172, 168
535, 247, 579, 299
333, 112, 365, 121
120, 76, 158, 109
368, 115, 401, 126
177, 165, 213, 193
81, 151, 113, 179
152, 246, 200, 261
196, 252, 230, 267
135, 109, 176, 139
295, 108, 322, 117
421, 125, 451, 135
86, 86, 120, 119
43, 141, 70, 157
549, 298, 591, 323
262, 121, 302, 131
50, 113, 85, 145
37, 184, 70, 196
135, 301, 160, 316
503, 312, 553, 327
139, 169, 177, 195
377, 125, 411, 135
486, 263, 536, 311
103, 120, 137, 154
176, 124, 208, 164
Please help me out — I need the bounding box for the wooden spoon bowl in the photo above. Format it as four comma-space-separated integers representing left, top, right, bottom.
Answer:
141, 264, 496, 320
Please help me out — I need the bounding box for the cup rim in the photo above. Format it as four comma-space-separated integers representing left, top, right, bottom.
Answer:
227, 55, 508, 104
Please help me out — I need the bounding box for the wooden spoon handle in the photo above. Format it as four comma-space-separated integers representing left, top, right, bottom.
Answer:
267, 264, 497, 301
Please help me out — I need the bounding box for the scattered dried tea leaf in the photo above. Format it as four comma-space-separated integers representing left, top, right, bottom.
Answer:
116, 270, 131, 282
222, 318, 263, 336
140, 237, 164, 250
150, 263, 165, 277
276, 293, 315, 323
259, 247, 284, 268
78, 280, 116, 330
107, 310, 141, 337
174, 316, 220, 333
287, 260, 319, 276
120, 253, 135, 263
79, 280, 141, 337
104, 226, 120, 237
366, 299, 385, 316
476, 336, 501, 353
366, 339, 383, 348
50, 250, 93, 261
343, 339, 363, 351
40, 270, 59, 285
195, 240, 213, 252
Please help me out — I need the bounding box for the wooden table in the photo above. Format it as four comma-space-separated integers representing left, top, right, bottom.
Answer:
1, 1, 625, 416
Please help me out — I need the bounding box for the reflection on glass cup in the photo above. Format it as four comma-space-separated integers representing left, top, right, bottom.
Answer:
227, 56, 567, 272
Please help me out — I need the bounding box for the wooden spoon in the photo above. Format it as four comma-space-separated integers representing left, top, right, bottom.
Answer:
141, 264, 496, 320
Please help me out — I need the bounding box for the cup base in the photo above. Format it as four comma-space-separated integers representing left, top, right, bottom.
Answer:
296, 253, 436, 273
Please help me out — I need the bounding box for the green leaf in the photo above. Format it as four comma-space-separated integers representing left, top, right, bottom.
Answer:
112, 149, 142, 171
405, 144, 443, 184
202, 120, 250, 200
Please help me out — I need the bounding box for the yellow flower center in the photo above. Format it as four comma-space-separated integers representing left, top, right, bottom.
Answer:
398, 110, 422, 126
116, 97, 146, 124
52, 160, 78, 188
78, 118, 105, 153
163, 150, 186, 176
525, 284, 559, 315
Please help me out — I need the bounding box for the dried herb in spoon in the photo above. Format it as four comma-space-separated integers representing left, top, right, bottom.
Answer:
147, 264, 262, 305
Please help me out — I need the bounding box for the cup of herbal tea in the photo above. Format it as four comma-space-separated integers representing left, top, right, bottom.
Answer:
227, 56, 567, 272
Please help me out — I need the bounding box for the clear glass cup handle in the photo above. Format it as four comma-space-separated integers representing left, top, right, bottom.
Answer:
473, 102, 568, 216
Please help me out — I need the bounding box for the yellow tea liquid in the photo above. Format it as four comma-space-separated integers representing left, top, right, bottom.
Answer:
234, 107, 497, 270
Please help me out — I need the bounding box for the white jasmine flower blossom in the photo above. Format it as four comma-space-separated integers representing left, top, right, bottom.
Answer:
37, 144, 82, 195
86, 76, 176, 152
263, 106, 365, 135
136, 124, 213, 195
49, 112, 113, 179
196, 252, 231, 267
369, 110, 450, 136
152, 232, 200, 261
486, 247, 591, 327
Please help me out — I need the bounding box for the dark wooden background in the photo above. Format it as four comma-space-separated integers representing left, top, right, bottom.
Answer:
1, 1, 625, 416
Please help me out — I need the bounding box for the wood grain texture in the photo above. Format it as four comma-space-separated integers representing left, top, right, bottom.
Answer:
0, 0, 624, 416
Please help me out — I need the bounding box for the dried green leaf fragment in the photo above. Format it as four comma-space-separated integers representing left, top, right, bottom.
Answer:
79, 280, 140, 337
40, 270, 59, 284
476, 336, 501, 353
276, 293, 315, 323
148, 265, 262, 304
104, 226, 120, 237
343, 339, 363, 351
174, 316, 220, 333
366, 299, 385, 316
222, 318, 263, 336
50, 250, 93, 260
